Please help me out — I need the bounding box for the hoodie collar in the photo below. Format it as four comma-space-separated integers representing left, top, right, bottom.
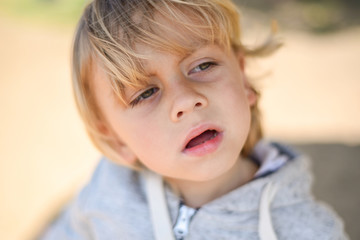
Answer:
165, 141, 313, 213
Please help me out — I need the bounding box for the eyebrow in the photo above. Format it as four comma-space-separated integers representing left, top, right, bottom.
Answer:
180, 44, 222, 63
131, 44, 221, 84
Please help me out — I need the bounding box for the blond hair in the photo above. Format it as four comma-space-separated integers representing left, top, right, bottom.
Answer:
72, 0, 281, 165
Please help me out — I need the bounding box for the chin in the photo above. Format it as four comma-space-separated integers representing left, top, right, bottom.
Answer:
190, 157, 239, 182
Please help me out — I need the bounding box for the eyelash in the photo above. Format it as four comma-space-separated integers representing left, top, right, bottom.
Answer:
130, 87, 159, 107
189, 61, 217, 74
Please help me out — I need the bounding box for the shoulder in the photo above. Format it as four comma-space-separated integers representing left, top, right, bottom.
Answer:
267, 156, 348, 239
272, 199, 348, 239
76, 158, 148, 214
260, 151, 349, 239
40, 158, 152, 239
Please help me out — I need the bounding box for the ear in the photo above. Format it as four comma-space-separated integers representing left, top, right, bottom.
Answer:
96, 122, 138, 165
236, 50, 257, 107
243, 78, 257, 107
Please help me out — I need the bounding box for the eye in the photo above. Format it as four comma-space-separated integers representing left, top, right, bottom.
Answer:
130, 87, 159, 107
189, 62, 217, 74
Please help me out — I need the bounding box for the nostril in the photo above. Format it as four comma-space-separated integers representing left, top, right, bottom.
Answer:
177, 111, 183, 118
195, 102, 202, 107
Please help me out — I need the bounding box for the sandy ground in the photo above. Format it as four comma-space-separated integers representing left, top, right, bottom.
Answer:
0, 16, 359, 239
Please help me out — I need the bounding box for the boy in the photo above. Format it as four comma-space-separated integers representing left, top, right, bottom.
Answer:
41, 0, 348, 239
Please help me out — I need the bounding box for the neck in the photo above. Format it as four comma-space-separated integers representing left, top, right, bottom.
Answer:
165, 157, 258, 208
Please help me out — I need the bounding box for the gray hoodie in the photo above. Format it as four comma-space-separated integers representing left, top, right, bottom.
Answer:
40, 142, 348, 239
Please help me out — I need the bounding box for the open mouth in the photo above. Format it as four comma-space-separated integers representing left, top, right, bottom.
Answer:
185, 130, 219, 149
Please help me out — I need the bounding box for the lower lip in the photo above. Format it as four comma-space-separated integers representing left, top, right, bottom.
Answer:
182, 132, 223, 157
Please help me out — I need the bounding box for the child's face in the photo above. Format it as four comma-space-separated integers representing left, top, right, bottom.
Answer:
92, 43, 254, 183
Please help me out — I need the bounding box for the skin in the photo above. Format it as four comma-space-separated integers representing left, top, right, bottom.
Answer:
91, 43, 258, 208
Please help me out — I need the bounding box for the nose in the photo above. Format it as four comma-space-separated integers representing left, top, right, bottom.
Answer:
170, 83, 208, 122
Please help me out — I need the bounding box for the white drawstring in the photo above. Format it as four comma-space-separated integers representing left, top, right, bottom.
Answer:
143, 170, 175, 240
259, 182, 278, 240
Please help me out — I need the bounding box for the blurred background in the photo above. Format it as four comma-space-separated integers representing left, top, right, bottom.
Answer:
0, 0, 359, 239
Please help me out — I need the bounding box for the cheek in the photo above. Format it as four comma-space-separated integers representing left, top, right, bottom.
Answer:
220, 79, 252, 133
122, 121, 154, 147
117, 117, 167, 160
220, 76, 250, 110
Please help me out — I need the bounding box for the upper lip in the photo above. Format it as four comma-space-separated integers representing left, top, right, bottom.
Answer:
182, 123, 223, 151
